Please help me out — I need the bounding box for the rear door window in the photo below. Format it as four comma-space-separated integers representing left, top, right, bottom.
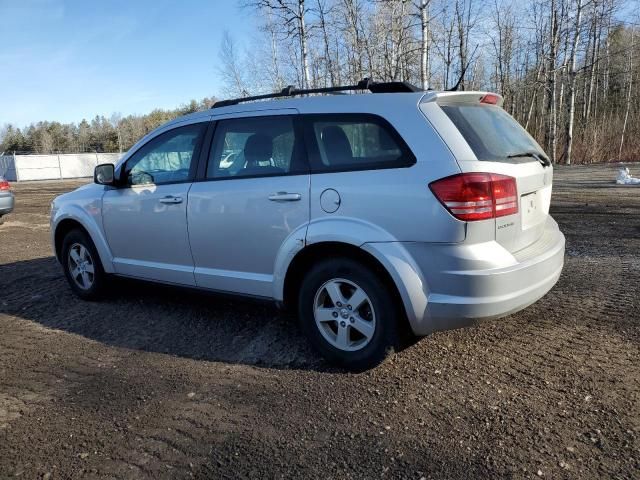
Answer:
206, 115, 307, 179
304, 114, 415, 172
440, 104, 545, 162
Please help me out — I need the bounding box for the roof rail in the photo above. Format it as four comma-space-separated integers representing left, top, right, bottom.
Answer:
212, 78, 422, 108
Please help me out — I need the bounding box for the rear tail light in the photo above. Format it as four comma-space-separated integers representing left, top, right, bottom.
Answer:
0, 180, 10, 191
429, 173, 518, 221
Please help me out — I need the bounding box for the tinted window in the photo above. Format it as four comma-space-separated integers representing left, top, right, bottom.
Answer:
441, 104, 545, 161
207, 116, 306, 179
305, 114, 414, 172
125, 123, 205, 186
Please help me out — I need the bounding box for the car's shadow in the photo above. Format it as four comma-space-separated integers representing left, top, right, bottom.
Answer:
0, 256, 338, 371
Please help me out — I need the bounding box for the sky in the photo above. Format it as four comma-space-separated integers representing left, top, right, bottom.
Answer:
0, 0, 253, 127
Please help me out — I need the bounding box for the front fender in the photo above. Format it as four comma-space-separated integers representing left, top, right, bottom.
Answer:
51, 203, 114, 273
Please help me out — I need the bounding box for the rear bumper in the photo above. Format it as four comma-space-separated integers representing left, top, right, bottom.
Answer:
0, 193, 14, 215
365, 217, 565, 336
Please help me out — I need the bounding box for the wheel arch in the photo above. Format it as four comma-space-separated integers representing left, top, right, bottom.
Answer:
281, 241, 414, 335
53, 214, 113, 273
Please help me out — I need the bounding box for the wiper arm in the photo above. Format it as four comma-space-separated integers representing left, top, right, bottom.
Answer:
507, 151, 551, 167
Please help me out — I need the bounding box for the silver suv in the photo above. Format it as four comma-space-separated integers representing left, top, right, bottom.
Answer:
50, 81, 565, 370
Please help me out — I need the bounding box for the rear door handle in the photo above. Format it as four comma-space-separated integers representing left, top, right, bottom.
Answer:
268, 192, 302, 202
159, 195, 183, 204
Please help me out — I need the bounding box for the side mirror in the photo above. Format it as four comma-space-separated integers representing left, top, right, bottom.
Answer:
94, 163, 115, 186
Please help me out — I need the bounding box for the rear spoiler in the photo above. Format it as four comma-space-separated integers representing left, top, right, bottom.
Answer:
421, 91, 504, 107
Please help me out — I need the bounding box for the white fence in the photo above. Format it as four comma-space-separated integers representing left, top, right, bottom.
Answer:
0, 153, 125, 181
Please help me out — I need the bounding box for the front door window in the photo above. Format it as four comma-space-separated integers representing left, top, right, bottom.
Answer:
125, 124, 205, 185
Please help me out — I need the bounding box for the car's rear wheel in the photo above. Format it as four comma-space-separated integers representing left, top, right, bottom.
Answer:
298, 258, 398, 370
61, 229, 107, 300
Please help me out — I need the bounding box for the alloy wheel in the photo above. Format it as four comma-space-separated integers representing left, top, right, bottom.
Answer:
67, 243, 95, 290
313, 278, 376, 352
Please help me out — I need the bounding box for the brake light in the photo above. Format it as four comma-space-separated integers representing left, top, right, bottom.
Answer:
429, 173, 518, 221
480, 93, 500, 105
0, 180, 10, 191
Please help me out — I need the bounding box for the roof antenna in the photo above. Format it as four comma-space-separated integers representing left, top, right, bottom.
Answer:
447, 45, 478, 92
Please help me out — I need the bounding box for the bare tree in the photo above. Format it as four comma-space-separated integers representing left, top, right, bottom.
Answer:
563, 0, 583, 165
316, 0, 337, 85
264, 8, 286, 90
110, 113, 123, 153
489, 0, 516, 99
454, 0, 477, 90
218, 31, 249, 96
297, 0, 313, 86
619, 27, 634, 160
544, 0, 561, 163
416, 0, 432, 89
431, 2, 457, 89
341, 0, 367, 82
245, 0, 313, 88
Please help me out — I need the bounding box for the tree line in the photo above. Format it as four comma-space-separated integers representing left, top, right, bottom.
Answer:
0, 98, 215, 156
2, 0, 638, 164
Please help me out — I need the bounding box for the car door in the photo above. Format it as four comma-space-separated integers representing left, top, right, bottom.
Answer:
188, 112, 310, 298
102, 121, 208, 285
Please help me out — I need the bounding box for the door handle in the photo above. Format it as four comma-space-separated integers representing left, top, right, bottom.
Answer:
268, 192, 302, 202
159, 195, 183, 204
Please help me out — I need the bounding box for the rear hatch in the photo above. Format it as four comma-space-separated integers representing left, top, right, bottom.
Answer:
420, 92, 553, 253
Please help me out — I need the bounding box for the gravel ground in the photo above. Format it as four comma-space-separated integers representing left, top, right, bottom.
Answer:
0, 164, 638, 479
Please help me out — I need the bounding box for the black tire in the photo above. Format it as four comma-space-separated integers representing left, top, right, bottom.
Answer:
298, 258, 398, 371
61, 228, 107, 300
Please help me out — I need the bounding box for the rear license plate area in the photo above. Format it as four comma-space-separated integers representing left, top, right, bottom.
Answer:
521, 191, 544, 229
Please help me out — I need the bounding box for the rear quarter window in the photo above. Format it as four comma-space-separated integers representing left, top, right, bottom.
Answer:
440, 104, 545, 162
304, 114, 415, 173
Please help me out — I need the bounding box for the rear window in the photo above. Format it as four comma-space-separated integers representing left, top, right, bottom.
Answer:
304, 114, 415, 172
441, 104, 545, 162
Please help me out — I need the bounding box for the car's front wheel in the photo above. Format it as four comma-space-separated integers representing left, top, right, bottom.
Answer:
61, 229, 107, 300
298, 258, 398, 370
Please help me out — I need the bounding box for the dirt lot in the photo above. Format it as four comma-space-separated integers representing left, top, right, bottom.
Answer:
0, 165, 638, 479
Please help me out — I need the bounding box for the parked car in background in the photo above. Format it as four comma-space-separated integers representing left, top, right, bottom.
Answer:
50, 80, 565, 370
0, 176, 14, 224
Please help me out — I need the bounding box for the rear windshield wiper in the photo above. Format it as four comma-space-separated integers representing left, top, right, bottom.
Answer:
507, 151, 551, 167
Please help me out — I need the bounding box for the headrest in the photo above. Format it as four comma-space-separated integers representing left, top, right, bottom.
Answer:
244, 133, 273, 163
321, 126, 353, 164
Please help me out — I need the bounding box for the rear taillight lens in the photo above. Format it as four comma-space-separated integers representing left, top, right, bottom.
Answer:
492, 175, 518, 216
429, 173, 518, 221
0, 180, 10, 191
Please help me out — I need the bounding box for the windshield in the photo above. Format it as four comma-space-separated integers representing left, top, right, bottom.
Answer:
440, 104, 546, 162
